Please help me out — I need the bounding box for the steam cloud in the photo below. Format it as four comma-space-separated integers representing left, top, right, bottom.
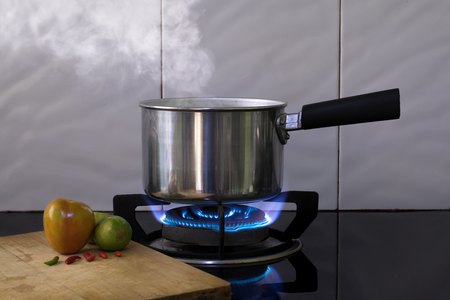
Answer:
0, 0, 214, 95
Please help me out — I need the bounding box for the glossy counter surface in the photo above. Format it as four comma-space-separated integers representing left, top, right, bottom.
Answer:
1, 210, 449, 299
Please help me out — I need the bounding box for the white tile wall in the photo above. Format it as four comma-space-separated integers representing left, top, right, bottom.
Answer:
0, 0, 448, 211
340, 0, 450, 209
0, 1, 161, 211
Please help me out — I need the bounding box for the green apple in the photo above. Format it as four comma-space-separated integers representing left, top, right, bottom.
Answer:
88, 212, 111, 244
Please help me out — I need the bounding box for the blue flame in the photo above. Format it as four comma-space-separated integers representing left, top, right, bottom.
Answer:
195, 208, 235, 219
228, 266, 272, 287
160, 205, 271, 232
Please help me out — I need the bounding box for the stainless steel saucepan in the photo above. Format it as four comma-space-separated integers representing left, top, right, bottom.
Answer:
139, 88, 400, 204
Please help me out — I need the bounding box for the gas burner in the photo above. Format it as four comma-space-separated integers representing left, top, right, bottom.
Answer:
113, 191, 318, 267
161, 205, 270, 246
162, 205, 269, 231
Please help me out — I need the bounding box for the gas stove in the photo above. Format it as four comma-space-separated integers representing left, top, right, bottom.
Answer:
113, 191, 319, 296
113, 191, 317, 265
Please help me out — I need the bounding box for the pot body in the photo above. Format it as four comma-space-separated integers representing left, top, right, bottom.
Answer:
140, 98, 286, 204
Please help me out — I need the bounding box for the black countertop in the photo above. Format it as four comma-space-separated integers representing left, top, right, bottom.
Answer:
1, 210, 449, 300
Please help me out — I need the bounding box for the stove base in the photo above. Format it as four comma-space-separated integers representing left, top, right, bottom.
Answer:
145, 234, 302, 267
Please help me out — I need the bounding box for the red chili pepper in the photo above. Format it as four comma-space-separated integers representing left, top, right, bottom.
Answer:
65, 256, 81, 264
115, 251, 121, 257
98, 251, 107, 259
86, 254, 96, 262
83, 251, 90, 259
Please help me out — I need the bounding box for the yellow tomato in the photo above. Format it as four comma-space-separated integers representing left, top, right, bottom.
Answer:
43, 198, 95, 254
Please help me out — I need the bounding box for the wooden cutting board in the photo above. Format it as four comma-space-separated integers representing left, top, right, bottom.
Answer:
0, 231, 230, 299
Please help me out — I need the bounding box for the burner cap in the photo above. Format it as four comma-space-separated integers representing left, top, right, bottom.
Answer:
161, 205, 270, 246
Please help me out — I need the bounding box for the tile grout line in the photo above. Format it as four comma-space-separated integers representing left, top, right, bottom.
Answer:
337, 1, 342, 211
337, 1, 342, 299
160, 0, 164, 99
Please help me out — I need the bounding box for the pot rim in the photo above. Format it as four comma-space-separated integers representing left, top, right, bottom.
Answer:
139, 97, 287, 111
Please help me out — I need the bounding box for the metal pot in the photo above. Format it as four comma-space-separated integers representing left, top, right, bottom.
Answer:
139, 89, 400, 204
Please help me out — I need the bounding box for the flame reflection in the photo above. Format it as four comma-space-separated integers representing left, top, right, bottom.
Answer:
228, 266, 272, 287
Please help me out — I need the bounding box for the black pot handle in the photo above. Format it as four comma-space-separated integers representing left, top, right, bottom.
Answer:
276, 88, 400, 144
302, 88, 400, 129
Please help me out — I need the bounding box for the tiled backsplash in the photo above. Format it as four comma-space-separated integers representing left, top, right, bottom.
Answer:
1, 0, 448, 211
